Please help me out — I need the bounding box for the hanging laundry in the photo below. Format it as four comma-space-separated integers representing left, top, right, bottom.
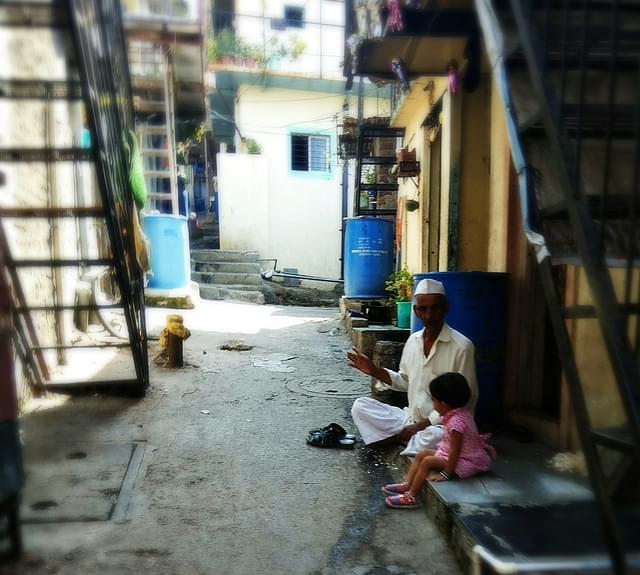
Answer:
386, 0, 404, 33
448, 60, 459, 96
347, 34, 362, 74
367, 0, 384, 37
392, 58, 410, 92
355, 0, 368, 35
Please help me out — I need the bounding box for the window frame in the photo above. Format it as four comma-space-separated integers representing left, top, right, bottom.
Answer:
288, 129, 333, 180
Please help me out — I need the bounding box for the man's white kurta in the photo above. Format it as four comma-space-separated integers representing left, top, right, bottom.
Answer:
387, 323, 477, 424
351, 323, 478, 445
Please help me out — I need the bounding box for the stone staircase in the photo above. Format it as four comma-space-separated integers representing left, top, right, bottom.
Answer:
189, 220, 219, 250
190, 250, 266, 304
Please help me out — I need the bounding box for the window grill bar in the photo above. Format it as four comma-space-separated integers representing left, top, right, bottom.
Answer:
558, 0, 571, 129
599, 0, 620, 249
574, 0, 591, 193
541, 0, 551, 79
624, 66, 640, 316
68, 0, 148, 390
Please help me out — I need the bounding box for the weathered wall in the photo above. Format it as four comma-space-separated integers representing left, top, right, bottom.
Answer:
217, 152, 270, 254
2, 25, 101, 408
394, 79, 445, 274
486, 76, 510, 272
393, 76, 493, 275
457, 77, 491, 272
570, 266, 635, 435
218, 85, 388, 286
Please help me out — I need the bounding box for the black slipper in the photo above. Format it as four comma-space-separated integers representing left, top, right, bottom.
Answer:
306, 427, 356, 449
308, 423, 356, 441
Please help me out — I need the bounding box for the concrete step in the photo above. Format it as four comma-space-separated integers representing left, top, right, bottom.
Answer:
192, 261, 262, 274
392, 436, 631, 573
190, 249, 260, 263
199, 284, 265, 304
190, 238, 220, 250
191, 271, 262, 286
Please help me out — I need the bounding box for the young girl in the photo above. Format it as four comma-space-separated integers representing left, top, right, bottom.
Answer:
383, 372, 496, 509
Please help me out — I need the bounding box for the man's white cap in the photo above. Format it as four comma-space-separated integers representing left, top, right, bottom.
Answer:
414, 278, 446, 296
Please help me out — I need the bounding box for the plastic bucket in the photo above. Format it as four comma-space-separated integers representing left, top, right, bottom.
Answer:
396, 301, 412, 328
343, 217, 393, 298
411, 272, 508, 423
143, 214, 191, 289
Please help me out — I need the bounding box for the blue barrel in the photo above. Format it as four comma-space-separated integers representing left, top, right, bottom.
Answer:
343, 217, 394, 298
411, 272, 508, 423
143, 214, 191, 289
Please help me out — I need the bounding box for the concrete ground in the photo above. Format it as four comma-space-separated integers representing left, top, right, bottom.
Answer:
3, 300, 462, 575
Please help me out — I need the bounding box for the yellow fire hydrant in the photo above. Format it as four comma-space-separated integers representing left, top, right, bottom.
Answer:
159, 314, 191, 368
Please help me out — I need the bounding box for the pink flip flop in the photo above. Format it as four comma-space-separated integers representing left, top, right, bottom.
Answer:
382, 483, 409, 496
385, 493, 418, 509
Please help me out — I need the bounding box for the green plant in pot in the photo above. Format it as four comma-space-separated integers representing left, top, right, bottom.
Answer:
406, 199, 419, 212
385, 269, 413, 328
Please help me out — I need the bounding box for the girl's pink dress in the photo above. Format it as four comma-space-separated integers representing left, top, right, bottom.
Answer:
435, 407, 496, 478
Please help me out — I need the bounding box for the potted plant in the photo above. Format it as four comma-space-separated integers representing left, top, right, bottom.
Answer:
385, 269, 413, 328
405, 199, 420, 212
363, 167, 377, 209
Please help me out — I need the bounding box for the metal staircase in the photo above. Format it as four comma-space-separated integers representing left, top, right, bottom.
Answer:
0, 0, 149, 395
476, 0, 640, 572
353, 120, 404, 218
352, 82, 404, 218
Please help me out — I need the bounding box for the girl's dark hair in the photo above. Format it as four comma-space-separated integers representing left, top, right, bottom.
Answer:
429, 372, 470, 408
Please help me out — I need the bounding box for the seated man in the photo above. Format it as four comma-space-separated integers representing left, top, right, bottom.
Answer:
347, 278, 478, 450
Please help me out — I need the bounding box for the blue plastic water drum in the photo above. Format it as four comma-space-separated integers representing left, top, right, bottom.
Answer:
343, 217, 394, 298
411, 272, 508, 423
143, 214, 191, 289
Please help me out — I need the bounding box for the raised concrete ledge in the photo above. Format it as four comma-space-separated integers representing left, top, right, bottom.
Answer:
386, 436, 640, 573
144, 281, 200, 309
345, 315, 368, 335
351, 325, 410, 357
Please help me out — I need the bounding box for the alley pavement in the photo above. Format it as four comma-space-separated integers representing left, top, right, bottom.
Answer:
3, 300, 462, 575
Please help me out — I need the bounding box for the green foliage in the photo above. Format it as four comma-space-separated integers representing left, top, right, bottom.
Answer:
363, 167, 376, 185
176, 122, 206, 165
215, 28, 240, 59
193, 122, 206, 143
289, 37, 307, 60
208, 29, 307, 69
385, 269, 413, 302
207, 37, 218, 63
245, 138, 262, 154
171, 0, 189, 17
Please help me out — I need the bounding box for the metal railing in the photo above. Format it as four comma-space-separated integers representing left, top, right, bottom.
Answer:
68, 0, 149, 391
122, 0, 201, 21
477, 0, 640, 571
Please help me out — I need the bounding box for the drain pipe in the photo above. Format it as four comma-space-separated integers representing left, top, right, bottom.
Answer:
340, 159, 349, 280
262, 270, 343, 284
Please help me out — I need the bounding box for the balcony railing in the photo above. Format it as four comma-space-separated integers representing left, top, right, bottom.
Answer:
122, 0, 200, 22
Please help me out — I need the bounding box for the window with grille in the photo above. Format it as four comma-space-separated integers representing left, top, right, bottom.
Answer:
291, 134, 330, 173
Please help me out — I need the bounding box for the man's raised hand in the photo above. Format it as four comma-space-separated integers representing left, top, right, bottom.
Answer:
347, 347, 375, 376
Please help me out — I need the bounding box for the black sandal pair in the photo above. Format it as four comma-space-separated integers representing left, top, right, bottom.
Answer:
306, 423, 356, 449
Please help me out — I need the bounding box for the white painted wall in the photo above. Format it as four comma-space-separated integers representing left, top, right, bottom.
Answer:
234, 0, 345, 79
217, 153, 270, 253
217, 84, 389, 287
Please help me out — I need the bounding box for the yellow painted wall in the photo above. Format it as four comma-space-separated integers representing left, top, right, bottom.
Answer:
457, 77, 491, 271
487, 76, 510, 272
392, 79, 447, 275
393, 75, 496, 275
570, 266, 637, 434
